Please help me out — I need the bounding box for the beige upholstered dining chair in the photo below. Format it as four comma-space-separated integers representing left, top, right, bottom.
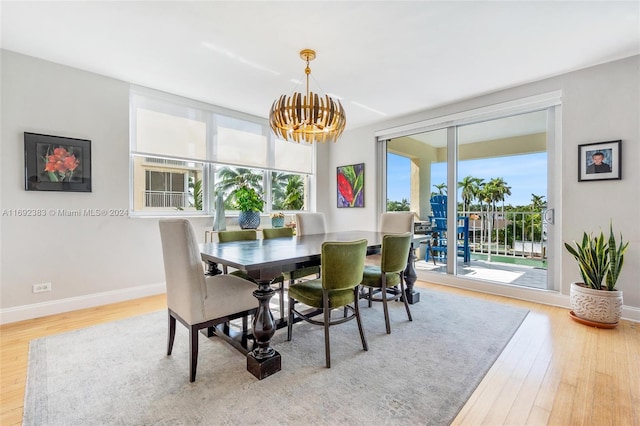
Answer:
365, 211, 414, 266
295, 212, 326, 235
288, 212, 325, 282
380, 211, 414, 234
159, 219, 257, 382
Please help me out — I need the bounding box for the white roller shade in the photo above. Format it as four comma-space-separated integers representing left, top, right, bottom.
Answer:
135, 108, 206, 160
274, 138, 313, 174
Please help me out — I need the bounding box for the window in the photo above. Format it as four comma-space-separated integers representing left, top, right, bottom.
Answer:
271, 171, 307, 211
129, 87, 314, 216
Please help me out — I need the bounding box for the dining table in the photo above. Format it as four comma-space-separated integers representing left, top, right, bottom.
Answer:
200, 230, 426, 380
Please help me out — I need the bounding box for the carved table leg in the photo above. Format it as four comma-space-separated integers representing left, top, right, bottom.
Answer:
246, 280, 281, 380
204, 261, 222, 276
403, 243, 421, 304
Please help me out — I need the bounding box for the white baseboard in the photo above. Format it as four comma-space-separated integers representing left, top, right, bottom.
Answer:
622, 306, 640, 323
0, 282, 166, 325
416, 270, 640, 323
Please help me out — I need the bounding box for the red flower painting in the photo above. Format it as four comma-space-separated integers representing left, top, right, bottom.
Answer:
42, 146, 80, 182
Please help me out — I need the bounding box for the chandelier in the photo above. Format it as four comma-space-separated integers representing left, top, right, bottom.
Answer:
269, 49, 346, 144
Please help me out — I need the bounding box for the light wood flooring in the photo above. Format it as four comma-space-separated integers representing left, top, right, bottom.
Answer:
1, 282, 638, 425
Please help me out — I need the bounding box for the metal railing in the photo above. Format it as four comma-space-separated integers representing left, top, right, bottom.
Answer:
144, 191, 188, 208
462, 210, 546, 262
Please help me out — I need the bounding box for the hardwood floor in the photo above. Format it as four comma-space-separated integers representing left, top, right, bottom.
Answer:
1, 283, 638, 425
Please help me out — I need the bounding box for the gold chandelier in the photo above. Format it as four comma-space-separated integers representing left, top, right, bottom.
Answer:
269, 49, 346, 144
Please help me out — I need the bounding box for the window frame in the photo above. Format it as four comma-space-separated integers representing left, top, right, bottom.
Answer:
129, 86, 314, 217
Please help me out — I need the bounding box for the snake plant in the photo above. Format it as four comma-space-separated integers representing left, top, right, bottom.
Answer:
564, 222, 628, 291
606, 223, 629, 291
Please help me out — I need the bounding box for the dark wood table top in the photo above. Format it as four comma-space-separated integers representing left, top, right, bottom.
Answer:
200, 230, 384, 281
200, 230, 428, 282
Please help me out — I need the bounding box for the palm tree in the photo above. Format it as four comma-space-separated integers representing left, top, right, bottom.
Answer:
215, 167, 263, 208
282, 175, 305, 210
488, 177, 512, 212
486, 177, 511, 252
530, 193, 546, 211
474, 183, 495, 257
271, 171, 295, 209
458, 175, 482, 213
433, 183, 447, 196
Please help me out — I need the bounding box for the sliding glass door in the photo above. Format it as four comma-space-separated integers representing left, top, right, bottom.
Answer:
384, 108, 556, 290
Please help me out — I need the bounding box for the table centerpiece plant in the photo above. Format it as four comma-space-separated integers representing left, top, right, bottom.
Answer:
234, 181, 264, 229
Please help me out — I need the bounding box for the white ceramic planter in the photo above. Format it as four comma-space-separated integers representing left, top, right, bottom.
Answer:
570, 282, 623, 324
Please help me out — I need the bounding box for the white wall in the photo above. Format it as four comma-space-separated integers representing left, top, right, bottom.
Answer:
2, 50, 638, 323
0, 51, 172, 322
329, 55, 639, 318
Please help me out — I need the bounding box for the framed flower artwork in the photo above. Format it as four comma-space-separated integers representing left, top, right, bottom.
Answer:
337, 163, 364, 208
24, 132, 92, 192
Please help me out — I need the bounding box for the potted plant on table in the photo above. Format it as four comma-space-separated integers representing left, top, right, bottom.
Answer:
234, 180, 264, 229
564, 222, 628, 327
270, 212, 285, 228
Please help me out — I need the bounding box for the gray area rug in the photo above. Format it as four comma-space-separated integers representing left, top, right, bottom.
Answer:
24, 289, 528, 425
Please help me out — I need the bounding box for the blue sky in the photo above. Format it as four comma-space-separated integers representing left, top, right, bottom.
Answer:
387, 152, 547, 207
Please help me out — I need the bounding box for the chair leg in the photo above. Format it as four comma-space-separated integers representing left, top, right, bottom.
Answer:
400, 275, 413, 322
287, 296, 295, 341
189, 325, 199, 382
353, 287, 368, 351
381, 275, 391, 334
323, 294, 331, 368
279, 282, 285, 321
368, 287, 373, 307
167, 311, 176, 355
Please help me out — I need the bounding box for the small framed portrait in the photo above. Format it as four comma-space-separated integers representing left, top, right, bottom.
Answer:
578, 140, 621, 182
24, 132, 92, 192
337, 163, 364, 208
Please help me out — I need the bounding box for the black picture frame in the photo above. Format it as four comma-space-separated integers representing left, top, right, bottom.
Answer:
337, 163, 364, 208
24, 132, 92, 192
578, 140, 621, 182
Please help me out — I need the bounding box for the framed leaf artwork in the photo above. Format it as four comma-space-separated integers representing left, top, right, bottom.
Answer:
337, 163, 364, 208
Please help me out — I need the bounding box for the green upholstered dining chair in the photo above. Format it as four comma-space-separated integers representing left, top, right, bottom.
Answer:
218, 229, 257, 243
360, 232, 413, 334
217, 229, 286, 320
262, 225, 320, 300
217, 230, 258, 276
287, 239, 369, 368
261, 227, 293, 239
159, 219, 257, 382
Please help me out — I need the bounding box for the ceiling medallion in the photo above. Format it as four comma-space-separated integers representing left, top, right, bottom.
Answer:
269, 49, 346, 144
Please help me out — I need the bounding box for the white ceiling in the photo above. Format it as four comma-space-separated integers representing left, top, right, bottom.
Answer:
1, 1, 638, 132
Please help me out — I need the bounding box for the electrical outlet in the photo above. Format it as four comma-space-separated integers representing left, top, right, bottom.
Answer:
32, 282, 52, 293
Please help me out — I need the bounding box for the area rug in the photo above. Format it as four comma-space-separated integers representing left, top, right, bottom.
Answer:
24, 289, 528, 425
